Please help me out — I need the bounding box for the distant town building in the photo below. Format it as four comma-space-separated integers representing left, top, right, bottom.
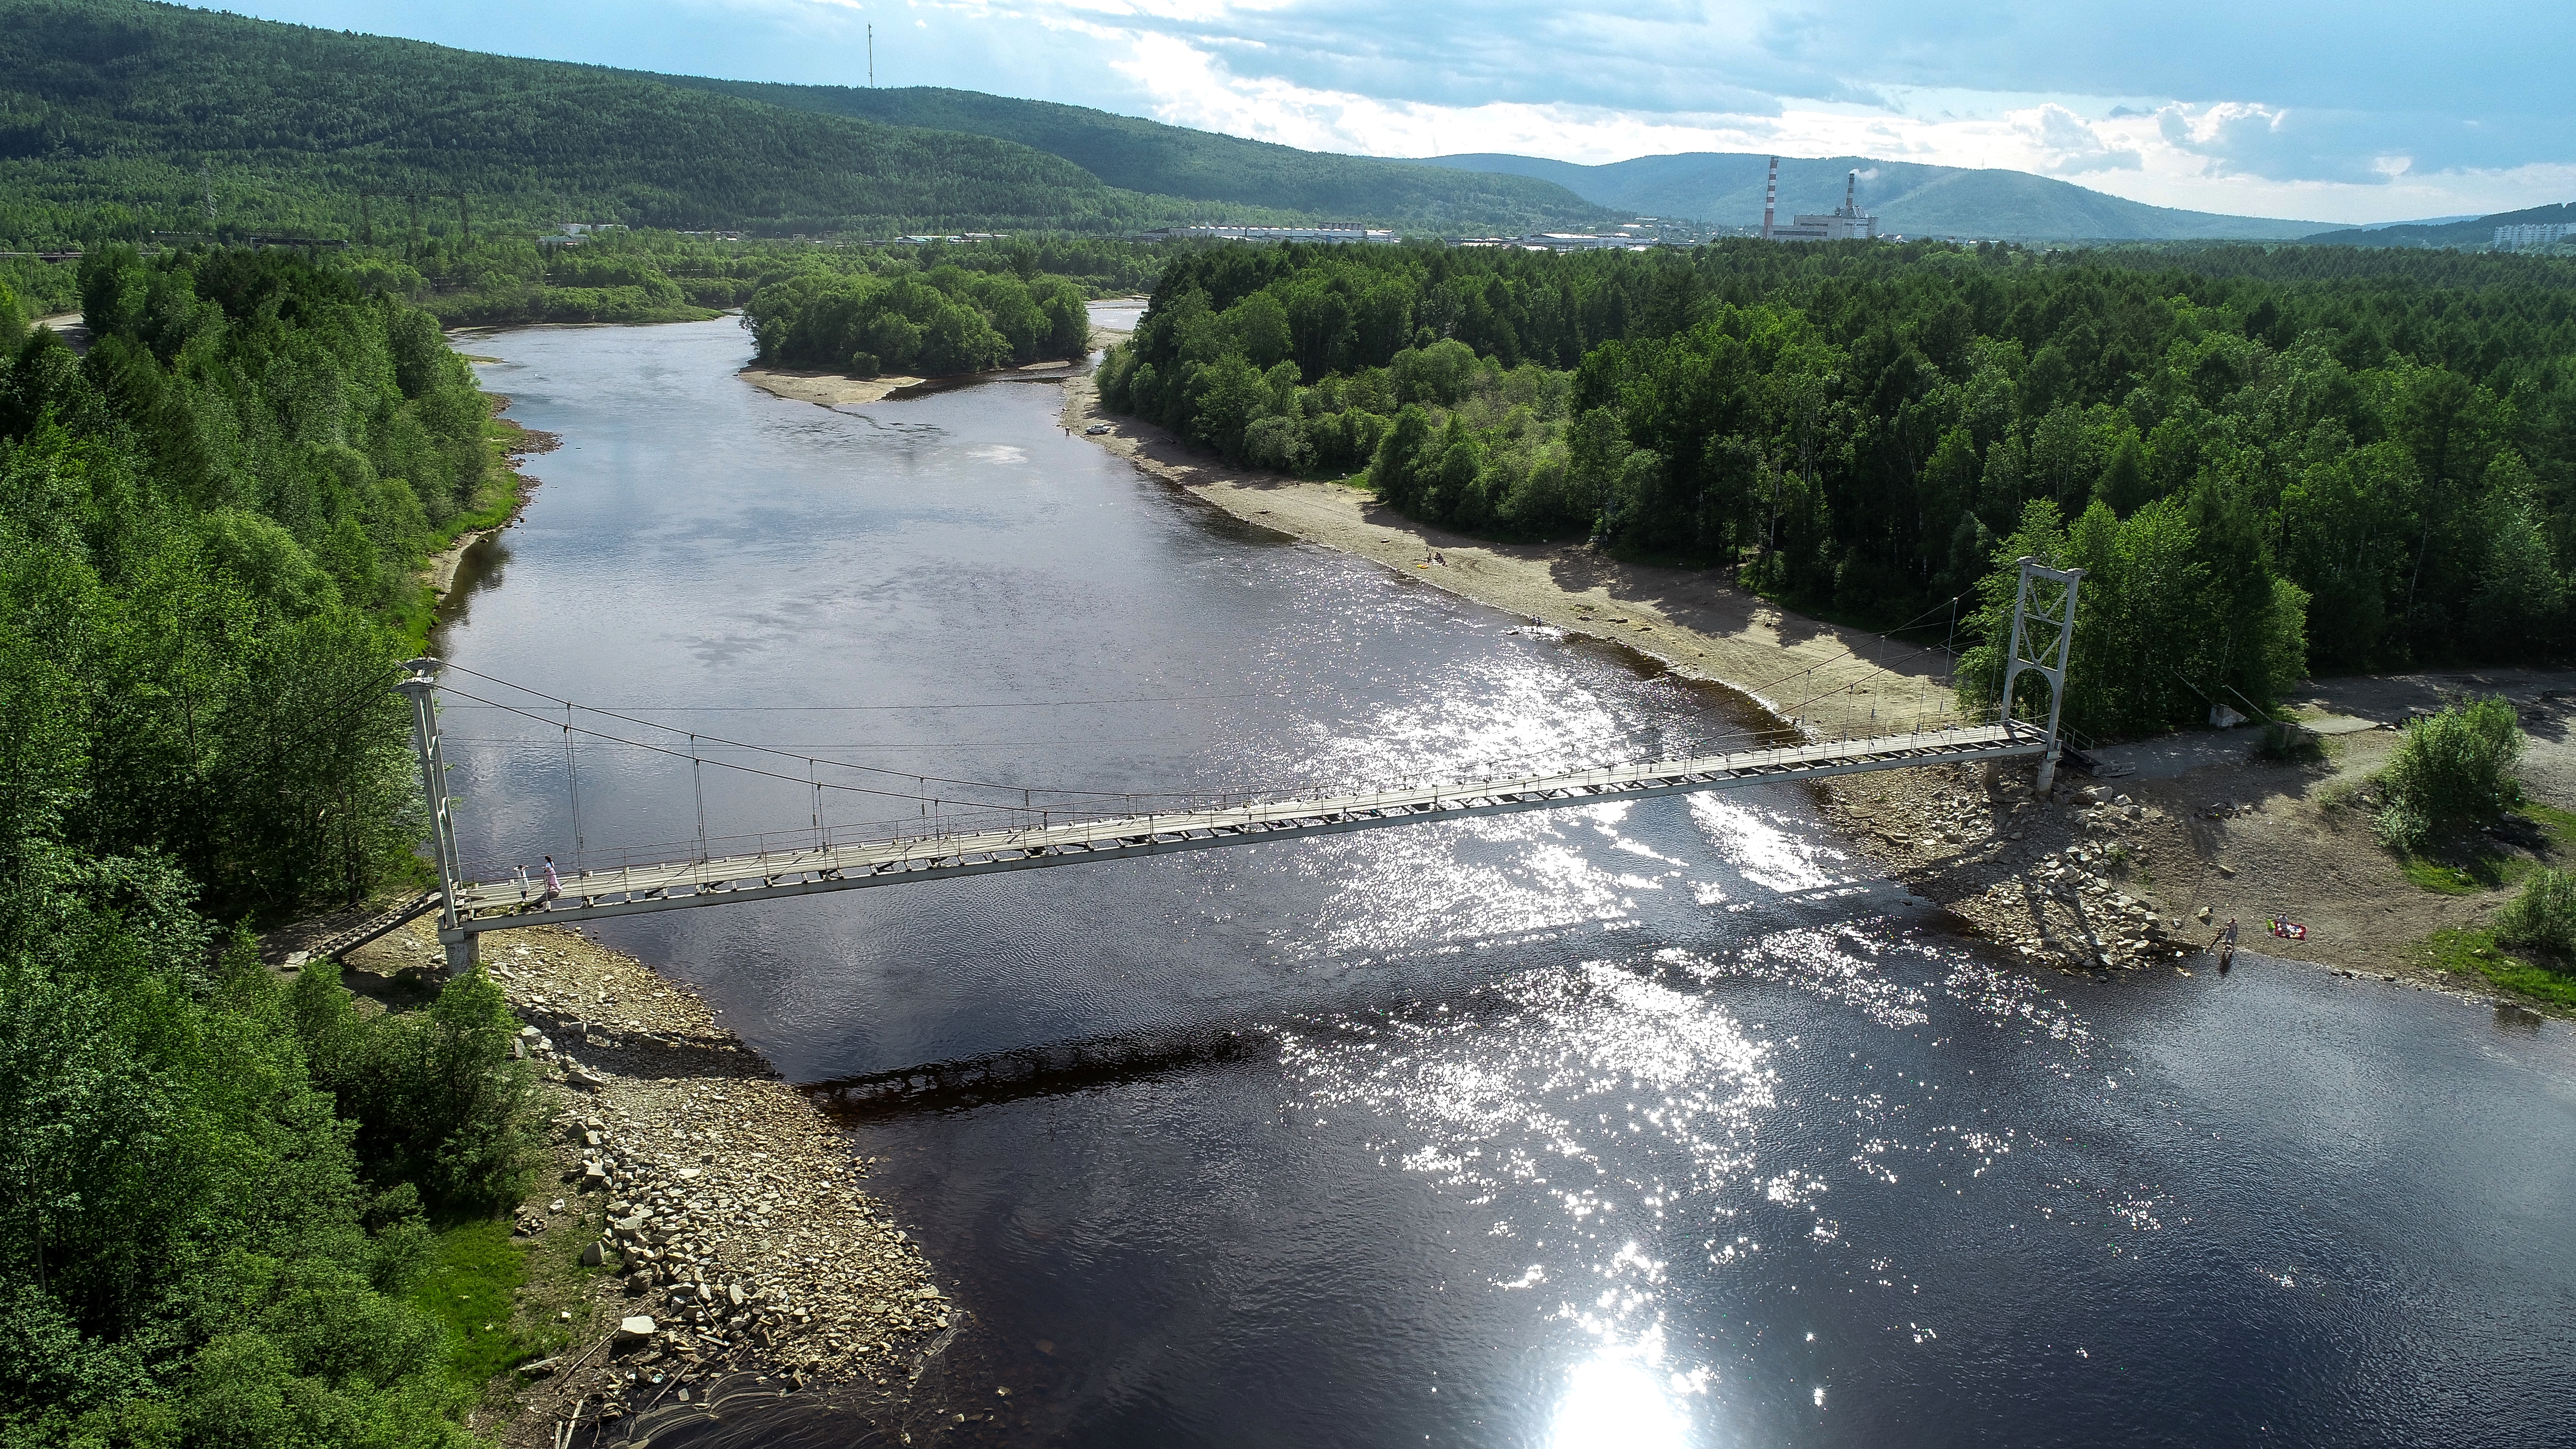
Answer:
1454, 231, 1651, 251
1144, 224, 1397, 244
2493, 222, 2576, 251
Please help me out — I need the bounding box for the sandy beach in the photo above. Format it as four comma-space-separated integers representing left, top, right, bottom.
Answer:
1056, 367, 1968, 744
741, 358, 1077, 410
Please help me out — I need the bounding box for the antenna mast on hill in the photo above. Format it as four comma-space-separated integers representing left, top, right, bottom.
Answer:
869, 24, 875, 87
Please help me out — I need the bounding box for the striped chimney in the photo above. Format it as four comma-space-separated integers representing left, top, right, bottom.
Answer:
1763, 155, 1778, 239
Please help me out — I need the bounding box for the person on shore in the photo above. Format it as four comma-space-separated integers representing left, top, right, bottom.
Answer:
2209, 916, 2238, 970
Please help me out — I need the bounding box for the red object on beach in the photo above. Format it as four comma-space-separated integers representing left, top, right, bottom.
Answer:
2269, 918, 2307, 940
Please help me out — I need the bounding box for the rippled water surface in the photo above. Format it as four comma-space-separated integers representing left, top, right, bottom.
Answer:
443, 319, 2576, 1447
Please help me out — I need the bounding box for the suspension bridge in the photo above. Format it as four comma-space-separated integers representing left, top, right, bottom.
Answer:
370, 560, 2085, 974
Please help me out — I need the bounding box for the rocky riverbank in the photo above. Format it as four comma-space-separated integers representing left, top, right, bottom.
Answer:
1819, 677, 2576, 996
336, 918, 960, 1445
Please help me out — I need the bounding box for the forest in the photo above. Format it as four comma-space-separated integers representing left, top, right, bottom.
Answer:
0, 252, 545, 1442
1097, 239, 2575, 739
742, 263, 1095, 376
663, 81, 1611, 236
0, 0, 1226, 247
0, 0, 1607, 248
389, 230, 1169, 332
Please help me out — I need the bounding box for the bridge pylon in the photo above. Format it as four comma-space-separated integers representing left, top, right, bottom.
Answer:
395, 657, 475, 976
1998, 556, 2085, 793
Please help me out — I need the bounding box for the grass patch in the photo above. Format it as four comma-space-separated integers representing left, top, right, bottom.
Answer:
2396, 805, 2567, 895
2403, 855, 2496, 894
411, 1204, 614, 1397
413, 1218, 542, 1385
2412, 926, 2576, 1006
2522, 802, 2576, 852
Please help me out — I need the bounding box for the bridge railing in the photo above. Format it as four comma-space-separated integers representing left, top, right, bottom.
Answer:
455, 716, 2041, 899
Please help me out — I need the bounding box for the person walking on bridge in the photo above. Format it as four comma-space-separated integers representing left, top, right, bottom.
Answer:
539, 855, 561, 908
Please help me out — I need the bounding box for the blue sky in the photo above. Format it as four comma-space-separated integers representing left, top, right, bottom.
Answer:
228, 0, 2575, 225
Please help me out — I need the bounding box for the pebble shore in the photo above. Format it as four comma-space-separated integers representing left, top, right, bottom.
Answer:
349, 920, 956, 1443
1823, 766, 2188, 973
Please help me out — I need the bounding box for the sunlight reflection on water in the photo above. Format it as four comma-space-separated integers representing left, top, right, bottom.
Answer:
1549, 1350, 1698, 1449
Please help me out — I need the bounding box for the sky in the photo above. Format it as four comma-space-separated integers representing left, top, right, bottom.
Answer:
227, 0, 2576, 226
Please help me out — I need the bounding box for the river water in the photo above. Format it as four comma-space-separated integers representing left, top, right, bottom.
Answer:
443, 318, 2576, 1448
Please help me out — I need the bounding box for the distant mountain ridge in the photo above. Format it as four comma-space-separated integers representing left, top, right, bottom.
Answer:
2300, 201, 2576, 249
1418, 152, 2332, 242
655, 80, 1617, 235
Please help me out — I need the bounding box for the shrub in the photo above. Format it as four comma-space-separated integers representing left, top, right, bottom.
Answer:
2375, 696, 2523, 851
1242, 414, 1312, 472
2374, 796, 2434, 854
2498, 868, 2576, 959
291, 961, 550, 1217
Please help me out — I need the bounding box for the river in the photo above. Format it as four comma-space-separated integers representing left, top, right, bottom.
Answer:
443, 317, 2576, 1447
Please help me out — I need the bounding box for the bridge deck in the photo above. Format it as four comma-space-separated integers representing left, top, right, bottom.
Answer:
448, 723, 2043, 933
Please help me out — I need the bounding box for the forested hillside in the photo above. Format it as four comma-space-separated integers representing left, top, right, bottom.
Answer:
1098, 241, 2574, 738
0, 0, 1613, 245
2302, 201, 2576, 251
664, 81, 1616, 235
0, 0, 1234, 244
1420, 152, 2326, 241
0, 251, 547, 1440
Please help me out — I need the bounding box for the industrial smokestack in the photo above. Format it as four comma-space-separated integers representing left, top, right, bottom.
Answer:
1844, 169, 1857, 216
1763, 156, 1778, 239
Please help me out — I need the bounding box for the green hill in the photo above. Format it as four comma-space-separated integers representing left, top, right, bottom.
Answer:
0, 0, 1614, 244
656, 80, 1616, 235
0, 0, 1259, 243
2300, 201, 2576, 249
1419, 152, 2330, 241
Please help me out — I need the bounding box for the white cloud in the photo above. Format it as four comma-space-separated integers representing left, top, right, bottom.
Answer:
2017, 103, 2140, 175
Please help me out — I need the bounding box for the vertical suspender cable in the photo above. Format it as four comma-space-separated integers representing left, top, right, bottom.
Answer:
691, 733, 708, 864
564, 703, 584, 873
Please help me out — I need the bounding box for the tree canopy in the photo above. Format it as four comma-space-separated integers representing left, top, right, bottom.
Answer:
0, 250, 545, 1441
1101, 237, 2576, 736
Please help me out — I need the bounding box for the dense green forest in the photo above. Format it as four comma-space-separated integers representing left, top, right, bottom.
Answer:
0, 251, 547, 1441
1098, 239, 2574, 738
0, 0, 1602, 246
664, 81, 1613, 236
378, 230, 1170, 330
0, 0, 1233, 246
743, 263, 1094, 376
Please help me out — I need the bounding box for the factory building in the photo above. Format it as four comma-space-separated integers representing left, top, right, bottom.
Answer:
1760, 158, 1880, 242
